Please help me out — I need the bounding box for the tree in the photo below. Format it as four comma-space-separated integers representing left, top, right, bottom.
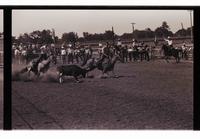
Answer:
62, 32, 78, 45
103, 30, 114, 40
162, 21, 170, 30
174, 29, 187, 37
154, 21, 173, 38
16, 29, 55, 45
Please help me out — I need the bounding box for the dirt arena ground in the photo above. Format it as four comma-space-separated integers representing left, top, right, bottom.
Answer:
12, 59, 193, 129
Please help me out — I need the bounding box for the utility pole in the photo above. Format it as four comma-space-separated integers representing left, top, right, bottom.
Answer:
181, 23, 184, 36
112, 26, 115, 46
189, 10, 193, 42
131, 23, 135, 39
181, 23, 184, 30
131, 23, 135, 33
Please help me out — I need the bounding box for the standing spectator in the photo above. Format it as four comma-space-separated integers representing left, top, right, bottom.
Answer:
61, 46, 66, 64
85, 46, 90, 60
132, 39, 136, 47
120, 45, 127, 63
98, 46, 103, 58
128, 45, 133, 62
88, 46, 93, 58
124, 45, 128, 62
74, 47, 80, 63
99, 42, 103, 48
14, 47, 21, 64
117, 38, 122, 47
181, 43, 188, 60
144, 45, 150, 61
67, 46, 74, 64
21, 48, 27, 64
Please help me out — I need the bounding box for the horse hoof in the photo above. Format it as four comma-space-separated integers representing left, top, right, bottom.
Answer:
76, 80, 81, 83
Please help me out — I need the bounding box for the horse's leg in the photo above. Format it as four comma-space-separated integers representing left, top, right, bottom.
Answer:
58, 73, 64, 84
27, 69, 32, 80
74, 76, 80, 83
165, 56, 169, 63
101, 70, 108, 78
112, 69, 118, 78
177, 55, 180, 63
37, 72, 40, 78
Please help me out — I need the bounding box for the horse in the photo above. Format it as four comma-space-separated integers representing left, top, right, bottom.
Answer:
37, 54, 54, 77
19, 54, 48, 76
84, 54, 122, 78
161, 44, 181, 63
98, 54, 123, 77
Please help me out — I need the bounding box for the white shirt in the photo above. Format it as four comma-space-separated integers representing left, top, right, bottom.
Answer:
85, 49, 90, 54
164, 39, 173, 46
67, 48, 73, 54
117, 41, 122, 46
61, 49, 66, 55
182, 45, 186, 51
132, 42, 136, 47
102, 46, 107, 53
128, 47, 133, 52
99, 43, 102, 47
15, 49, 21, 56
22, 50, 27, 56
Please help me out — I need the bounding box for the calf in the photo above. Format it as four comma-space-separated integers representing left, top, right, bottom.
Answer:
57, 65, 88, 83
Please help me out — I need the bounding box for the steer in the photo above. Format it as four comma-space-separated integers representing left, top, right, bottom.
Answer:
57, 65, 88, 83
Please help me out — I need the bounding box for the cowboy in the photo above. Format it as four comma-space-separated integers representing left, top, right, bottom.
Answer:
102, 42, 111, 59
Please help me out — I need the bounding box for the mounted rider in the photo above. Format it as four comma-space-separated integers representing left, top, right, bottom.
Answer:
102, 42, 111, 60
164, 36, 173, 48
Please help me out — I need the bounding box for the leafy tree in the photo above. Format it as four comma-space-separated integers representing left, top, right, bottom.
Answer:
154, 21, 173, 38
62, 32, 78, 46
162, 21, 170, 30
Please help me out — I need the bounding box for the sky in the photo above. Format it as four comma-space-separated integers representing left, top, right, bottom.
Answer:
12, 10, 193, 38
0, 10, 3, 33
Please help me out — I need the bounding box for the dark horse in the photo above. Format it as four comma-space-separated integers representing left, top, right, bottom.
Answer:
82, 55, 122, 78
161, 44, 181, 63
20, 54, 48, 76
